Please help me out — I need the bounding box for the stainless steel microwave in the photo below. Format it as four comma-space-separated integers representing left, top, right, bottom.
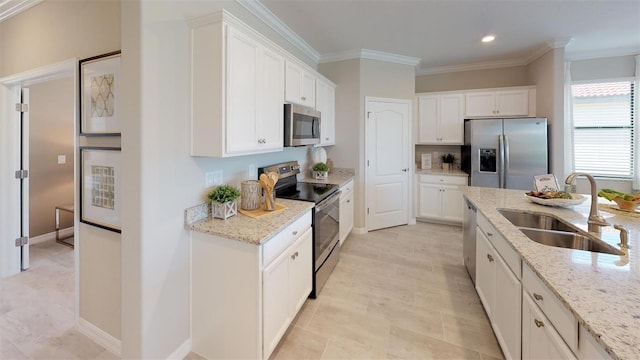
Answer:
284, 104, 321, 146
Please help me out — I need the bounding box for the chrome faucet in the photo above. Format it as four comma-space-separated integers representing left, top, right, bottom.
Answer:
565, 172, 609, 232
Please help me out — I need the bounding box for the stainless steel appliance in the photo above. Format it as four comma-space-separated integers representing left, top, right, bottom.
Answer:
463, 197, 477, 284
258, 161, 340, 298
284, 104, 321, 147
462, 118, 548, 190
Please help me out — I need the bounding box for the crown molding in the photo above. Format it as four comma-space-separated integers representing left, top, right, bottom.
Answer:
0, 0, 42, 22
235, 0, 320, 63
320, 48, 421, 66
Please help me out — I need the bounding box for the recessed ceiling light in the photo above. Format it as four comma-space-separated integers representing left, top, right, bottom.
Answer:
482, 35, 496, 43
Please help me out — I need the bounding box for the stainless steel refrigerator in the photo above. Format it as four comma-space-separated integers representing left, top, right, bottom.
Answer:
462, 118, 548, 190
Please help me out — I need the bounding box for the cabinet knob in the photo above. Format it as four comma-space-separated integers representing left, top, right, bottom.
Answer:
534, 319, 544, 328
533, 293, 543, 301
346, 200, 350, 203
487, 254, 494, 262
292, 230, 298, 236
301, 96, 306, 101
487, 232, 493, 237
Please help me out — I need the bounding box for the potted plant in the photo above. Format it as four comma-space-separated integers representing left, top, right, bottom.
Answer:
207, 184, 241, 219
441, 153, 455, 171
312, 162, 329, 180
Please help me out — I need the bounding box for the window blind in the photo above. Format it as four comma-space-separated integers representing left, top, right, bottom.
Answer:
572, 81, 634, 178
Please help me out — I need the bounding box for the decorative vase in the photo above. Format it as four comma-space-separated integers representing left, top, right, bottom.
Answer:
212, 200, 237, 220
313, 171, 328, 180
240, 180, 261, 210
442, 163, 452, 172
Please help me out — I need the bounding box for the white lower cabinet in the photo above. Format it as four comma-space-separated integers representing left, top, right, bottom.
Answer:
523, 292, 576, 360
339, 179, 354, 245
191, 211, 312, 360
417, 174, 466, 223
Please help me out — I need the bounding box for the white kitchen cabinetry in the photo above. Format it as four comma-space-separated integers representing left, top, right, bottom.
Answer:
417, 174, 466, 223
523, 293, 577, 360
476, 213, 522, 360
191, 211, 312, 360
285, 60, 316, 108
465, 88, 534, 118
316, 78, 336, 146
339, 179, 354, 245
190, 14, 284, 157
417, 93, 464, 144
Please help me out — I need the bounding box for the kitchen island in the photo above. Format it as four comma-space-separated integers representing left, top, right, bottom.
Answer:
462, 186, 639, 360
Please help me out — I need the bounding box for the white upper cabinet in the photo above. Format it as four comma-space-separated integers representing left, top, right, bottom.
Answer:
465, 88, 535, 118
285, 61, 316, 108
190, 14, 284, 157
315, 77, 336, 146
417, 93, 464, 144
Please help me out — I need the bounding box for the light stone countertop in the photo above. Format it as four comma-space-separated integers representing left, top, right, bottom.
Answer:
185, 198, 314, 245
300, 167, 355, 187
416, 168, 469, 177
462, 186, 640, 360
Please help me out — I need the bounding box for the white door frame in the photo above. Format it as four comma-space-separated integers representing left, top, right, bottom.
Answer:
0, 59, 77, 285
364, 96, 412, 232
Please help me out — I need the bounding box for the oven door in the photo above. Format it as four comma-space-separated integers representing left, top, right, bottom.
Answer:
314, 191, 340, 270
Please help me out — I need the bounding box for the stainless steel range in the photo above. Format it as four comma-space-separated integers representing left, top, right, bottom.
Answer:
258, 161, 340, 298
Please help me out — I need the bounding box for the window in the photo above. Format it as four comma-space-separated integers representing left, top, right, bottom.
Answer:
572, 81, 635, 178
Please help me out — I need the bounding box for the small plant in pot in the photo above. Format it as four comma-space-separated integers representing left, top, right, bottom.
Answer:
441, 154, 455, 171
207, 184, 241, 220
312, 162, 329, 180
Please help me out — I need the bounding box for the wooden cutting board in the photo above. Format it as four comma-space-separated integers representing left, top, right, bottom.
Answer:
238, 203, 288, 218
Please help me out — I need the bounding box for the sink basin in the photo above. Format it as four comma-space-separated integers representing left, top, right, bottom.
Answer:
498, 209, 578, 233
519, 228, 624, 255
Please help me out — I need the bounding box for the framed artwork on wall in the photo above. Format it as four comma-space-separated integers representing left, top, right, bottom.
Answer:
79, 51, 121, 135
80, 147, 121, 233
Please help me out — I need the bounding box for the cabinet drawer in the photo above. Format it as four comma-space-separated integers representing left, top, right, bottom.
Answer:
263, 212, 312, 267
477, 213, 521, 278
340, 179, 354, 197
523, 263, 578, 353
419, 174, 467, 186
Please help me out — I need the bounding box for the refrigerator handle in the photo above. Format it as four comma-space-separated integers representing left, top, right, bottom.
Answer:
499, 135, 505, 188
504, 135, 510, 189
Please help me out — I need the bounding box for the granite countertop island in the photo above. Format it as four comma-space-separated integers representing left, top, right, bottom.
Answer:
185, 198, 314, 245
462, 186, 640, 360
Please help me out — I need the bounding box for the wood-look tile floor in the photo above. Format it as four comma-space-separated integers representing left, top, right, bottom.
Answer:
270, 222, 504, 360
0, 240, 116, 360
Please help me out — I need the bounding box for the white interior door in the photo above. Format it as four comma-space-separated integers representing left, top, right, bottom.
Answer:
366, 97, 410, 231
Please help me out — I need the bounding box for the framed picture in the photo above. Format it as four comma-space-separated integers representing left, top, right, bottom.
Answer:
80, 147, 121, 233
79, 51, 121, 135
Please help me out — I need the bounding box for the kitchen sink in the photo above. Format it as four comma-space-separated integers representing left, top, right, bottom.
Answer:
519, 228, 624, 255
497, 209, 623, 255
498, 209, 579, 233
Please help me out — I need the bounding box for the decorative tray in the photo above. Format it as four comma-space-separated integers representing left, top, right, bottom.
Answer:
525, 193, 587, 207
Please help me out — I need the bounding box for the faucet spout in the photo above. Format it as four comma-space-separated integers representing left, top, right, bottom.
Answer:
565, 172, 609, 232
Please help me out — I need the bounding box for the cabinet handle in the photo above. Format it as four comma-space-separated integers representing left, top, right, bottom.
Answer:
487, 254, 494, 262
291, 253, 296, 260
487, 232, 493, 237
301, 96, 306, 101
534, 319, 544, 328
292, 231, 298, 236
346, 200, 350, 203
533, 293, 543, 301
325, 137, 329, 141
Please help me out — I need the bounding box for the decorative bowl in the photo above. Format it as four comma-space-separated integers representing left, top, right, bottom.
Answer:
524, 193, 587, 207
612, 197, 640, 212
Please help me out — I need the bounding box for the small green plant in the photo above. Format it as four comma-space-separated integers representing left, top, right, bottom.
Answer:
312, 162, 329, 172
207, 184, 241, 204
441, 154, 455, 164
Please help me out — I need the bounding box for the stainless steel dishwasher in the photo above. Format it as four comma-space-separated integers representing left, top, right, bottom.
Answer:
463, 197, 477, 284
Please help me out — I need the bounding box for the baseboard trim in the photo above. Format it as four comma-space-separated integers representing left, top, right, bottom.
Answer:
29, 227, 73, 245
352, 227, 367, 235
76, 317, 121, 357
167, 339, 191, 360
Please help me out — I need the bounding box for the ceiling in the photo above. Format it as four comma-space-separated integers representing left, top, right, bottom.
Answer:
252, 0, 640, 74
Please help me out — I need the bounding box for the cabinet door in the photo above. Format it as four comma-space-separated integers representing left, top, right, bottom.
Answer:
285, 61, 315, 107
522, 294, 577, 360
440, 184, 463, 222
495, 90, 529, 116
418, 96, 439, 143
493, 253, 522, 360
258, 47, 285, 151
301, 71, 316, 108
316, 79, 335, 146
226, 27, 260, 154
465, 91, 496, 117
475, 229, 495, 318
290, 228, 313, 314
263, 249, 291, 360
417, 183, 441, 218
339, 190, 354, 245
438, 94, 464, 144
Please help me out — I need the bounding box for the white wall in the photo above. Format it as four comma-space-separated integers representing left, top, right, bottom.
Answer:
415, 65, 530, 92
571, 55, 636, 81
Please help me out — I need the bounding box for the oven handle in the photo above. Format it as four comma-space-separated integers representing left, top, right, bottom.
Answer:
315, 191, 341, 212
